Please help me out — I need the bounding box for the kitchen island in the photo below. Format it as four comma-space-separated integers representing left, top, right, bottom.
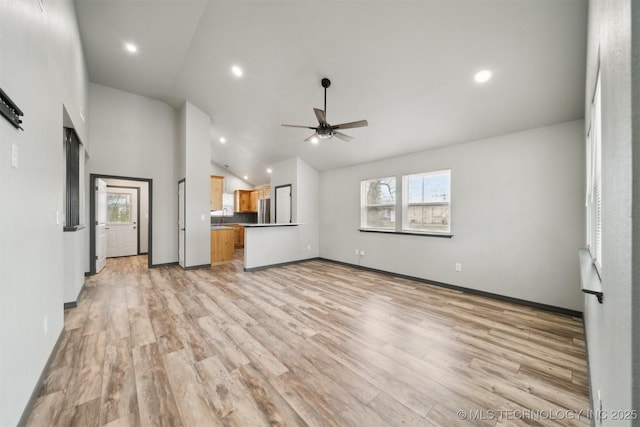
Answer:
244, 223, 311, 271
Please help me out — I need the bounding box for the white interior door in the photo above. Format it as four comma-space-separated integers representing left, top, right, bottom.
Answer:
96, 178, 107, 273
275, 185, 292, 223
106, 187, 138, 258
178, 181, 185, 268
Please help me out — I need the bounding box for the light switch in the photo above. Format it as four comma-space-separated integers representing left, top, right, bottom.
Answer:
200, 214, 205, 221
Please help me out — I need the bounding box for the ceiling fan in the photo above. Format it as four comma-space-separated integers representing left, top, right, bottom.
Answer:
282, 78, 368, 142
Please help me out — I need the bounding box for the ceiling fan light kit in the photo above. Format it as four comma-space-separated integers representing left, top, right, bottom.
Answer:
282, 78, 368, 143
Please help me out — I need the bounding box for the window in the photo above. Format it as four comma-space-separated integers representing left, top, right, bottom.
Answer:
586, 71, 602, 271
107, 193, 132, 223
64, 127, 80, 230
403, 170, 451, 233
361, 177, 396, 229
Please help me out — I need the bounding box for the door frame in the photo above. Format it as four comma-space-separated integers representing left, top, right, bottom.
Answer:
95, 178, 108, 273
275, 184, 292, 223
178, 178, 186, 268
89, 173, 153, 274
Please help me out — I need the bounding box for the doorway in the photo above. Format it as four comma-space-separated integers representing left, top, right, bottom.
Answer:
96, 178, 107, 272
89, 174, 153, 274
105, 186, 139, 258
275, 184, 292, 223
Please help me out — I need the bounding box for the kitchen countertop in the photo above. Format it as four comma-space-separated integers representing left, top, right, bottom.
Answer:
244, 223, 301, 227
212, 223, 301, 228
210, 225, 233, 230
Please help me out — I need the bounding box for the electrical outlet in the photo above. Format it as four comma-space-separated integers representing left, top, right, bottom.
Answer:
355, 249, 359, 255
43, 316, 48, 335
307, 244, 311, 250
360, 250, 365, 256
200, 214, 205, 221
455, 263, 462, 272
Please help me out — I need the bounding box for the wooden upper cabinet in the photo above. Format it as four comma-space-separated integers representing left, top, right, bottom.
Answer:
210, 176, 223, 211
234, 190, 252, 212
249, 190, 259, 212
234, 187, 270, 213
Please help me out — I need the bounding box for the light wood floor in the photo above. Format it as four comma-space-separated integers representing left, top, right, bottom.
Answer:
25, 252, 591, 426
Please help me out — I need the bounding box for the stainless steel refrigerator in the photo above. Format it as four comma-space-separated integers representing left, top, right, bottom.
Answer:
257, 198, 271, 224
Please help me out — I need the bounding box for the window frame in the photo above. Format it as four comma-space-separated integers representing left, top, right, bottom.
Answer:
401, 169, 452, 235
106, 192, 133, 224
360, 176, 397, 230
359, 170, 453, 238
586, 71, 602, 273
63, 127, 81, 231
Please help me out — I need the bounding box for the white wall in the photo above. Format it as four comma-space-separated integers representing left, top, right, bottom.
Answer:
87, 83, 179, 265
211, 162, 254, 193
271, 157, 298, 222
297, 158, 320, 258
63, 230, 86, 305
245, 226, 304, 269
244, 157, 319, 269
320, 120, 585, 312
583, 0, 638, 422
183, 102, 211, 267
0, 0, 89, 425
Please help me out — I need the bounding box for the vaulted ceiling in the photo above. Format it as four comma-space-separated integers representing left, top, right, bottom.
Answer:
75, 0, 587, 185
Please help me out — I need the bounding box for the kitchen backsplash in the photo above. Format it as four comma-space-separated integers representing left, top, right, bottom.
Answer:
211, 212, 257, 224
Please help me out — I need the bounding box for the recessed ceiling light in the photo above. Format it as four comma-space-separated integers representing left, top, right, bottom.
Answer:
124, 42, 138, 54
243, 175, 249, 180
474, 69, 492, 83
266, 168, 272, 174
219, 137, 226, 143
231, 65, 243, 77
310, 136, 319, 144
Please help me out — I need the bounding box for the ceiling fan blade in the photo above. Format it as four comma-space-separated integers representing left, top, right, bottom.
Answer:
282, 124, 317, 129
331, 119, 368, 130
333, 131, 354, 142
313, 108, 327, 125
304, 133, 319, 142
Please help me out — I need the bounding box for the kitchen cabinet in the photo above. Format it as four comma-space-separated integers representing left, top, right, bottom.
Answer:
228, 224, 245, 248
235, 187, 270, 213
249, 191, 259, 212
234, 190, 253, 213
210, 176, 223, 211
211, 228, 234, 264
